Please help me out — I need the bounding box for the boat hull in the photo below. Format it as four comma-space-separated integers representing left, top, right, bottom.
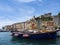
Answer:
29, 32, 56, 39
11, 31, 57, 39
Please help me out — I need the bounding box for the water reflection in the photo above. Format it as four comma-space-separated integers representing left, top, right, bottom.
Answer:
0, 32, 59, 45
11, 37, 57, 45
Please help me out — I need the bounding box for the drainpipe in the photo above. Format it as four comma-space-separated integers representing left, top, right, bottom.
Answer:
24, 22, 25, 30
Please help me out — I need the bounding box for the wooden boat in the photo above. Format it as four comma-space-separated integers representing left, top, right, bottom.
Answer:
11, 30, 57, 39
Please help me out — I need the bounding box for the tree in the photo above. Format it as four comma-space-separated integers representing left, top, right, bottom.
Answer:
2, 27, 5, 29
42, 25, 47, 30
41, 16, 53, 21
54, 26, 58, 29
41, 15, 45, 21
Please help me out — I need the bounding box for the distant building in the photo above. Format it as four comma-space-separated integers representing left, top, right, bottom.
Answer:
44, 13, 52, 17
53, 15, 59, 26
3, 25, 12, 31
47, 21, 54, 30
35, 17, 42, 29
12, 22, 26, 31
41, 21, 54, 30
53, 13, 60, 27
58, 13, 60, 26
3, 13, 60, 31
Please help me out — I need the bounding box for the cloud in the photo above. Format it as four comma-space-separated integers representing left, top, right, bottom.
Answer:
0, 19, 14, 29
38, 0, 43, 2
0, 15, 33, 29
0, 0, 44, 28
0, 4, 14, 13
0, 16, 18, 28
0, 3, 35, 28
0, 10, 33, 28
14, 0, 35, 2
19, 7, 35, 15
13, 0, 43, 3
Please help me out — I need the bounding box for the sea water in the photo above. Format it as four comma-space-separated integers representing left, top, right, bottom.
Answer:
0, 32, 60, 45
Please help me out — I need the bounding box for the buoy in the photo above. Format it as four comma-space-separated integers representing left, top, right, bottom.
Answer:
14, 34, 19, 37
23, 34, 29, 37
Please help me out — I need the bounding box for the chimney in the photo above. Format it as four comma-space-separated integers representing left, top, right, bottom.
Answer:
48, 13, 52, 16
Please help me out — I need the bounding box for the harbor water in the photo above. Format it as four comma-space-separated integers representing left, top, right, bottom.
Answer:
0, 32, 60, 45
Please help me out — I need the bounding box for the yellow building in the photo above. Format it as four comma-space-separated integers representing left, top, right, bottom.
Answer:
42, 21, 54, 30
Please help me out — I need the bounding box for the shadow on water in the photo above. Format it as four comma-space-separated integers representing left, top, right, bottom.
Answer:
11, 37, 57, 45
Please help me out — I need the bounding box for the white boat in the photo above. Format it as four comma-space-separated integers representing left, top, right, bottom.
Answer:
56, 28, 60, 36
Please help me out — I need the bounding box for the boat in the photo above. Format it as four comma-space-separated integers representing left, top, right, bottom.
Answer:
11, 30, 57, 39
56, 28, 60, 37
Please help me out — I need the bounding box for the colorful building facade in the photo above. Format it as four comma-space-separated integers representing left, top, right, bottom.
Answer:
3, 13, 60, 31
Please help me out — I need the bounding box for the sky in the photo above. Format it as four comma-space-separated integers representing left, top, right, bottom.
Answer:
0, 0, 60, 28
